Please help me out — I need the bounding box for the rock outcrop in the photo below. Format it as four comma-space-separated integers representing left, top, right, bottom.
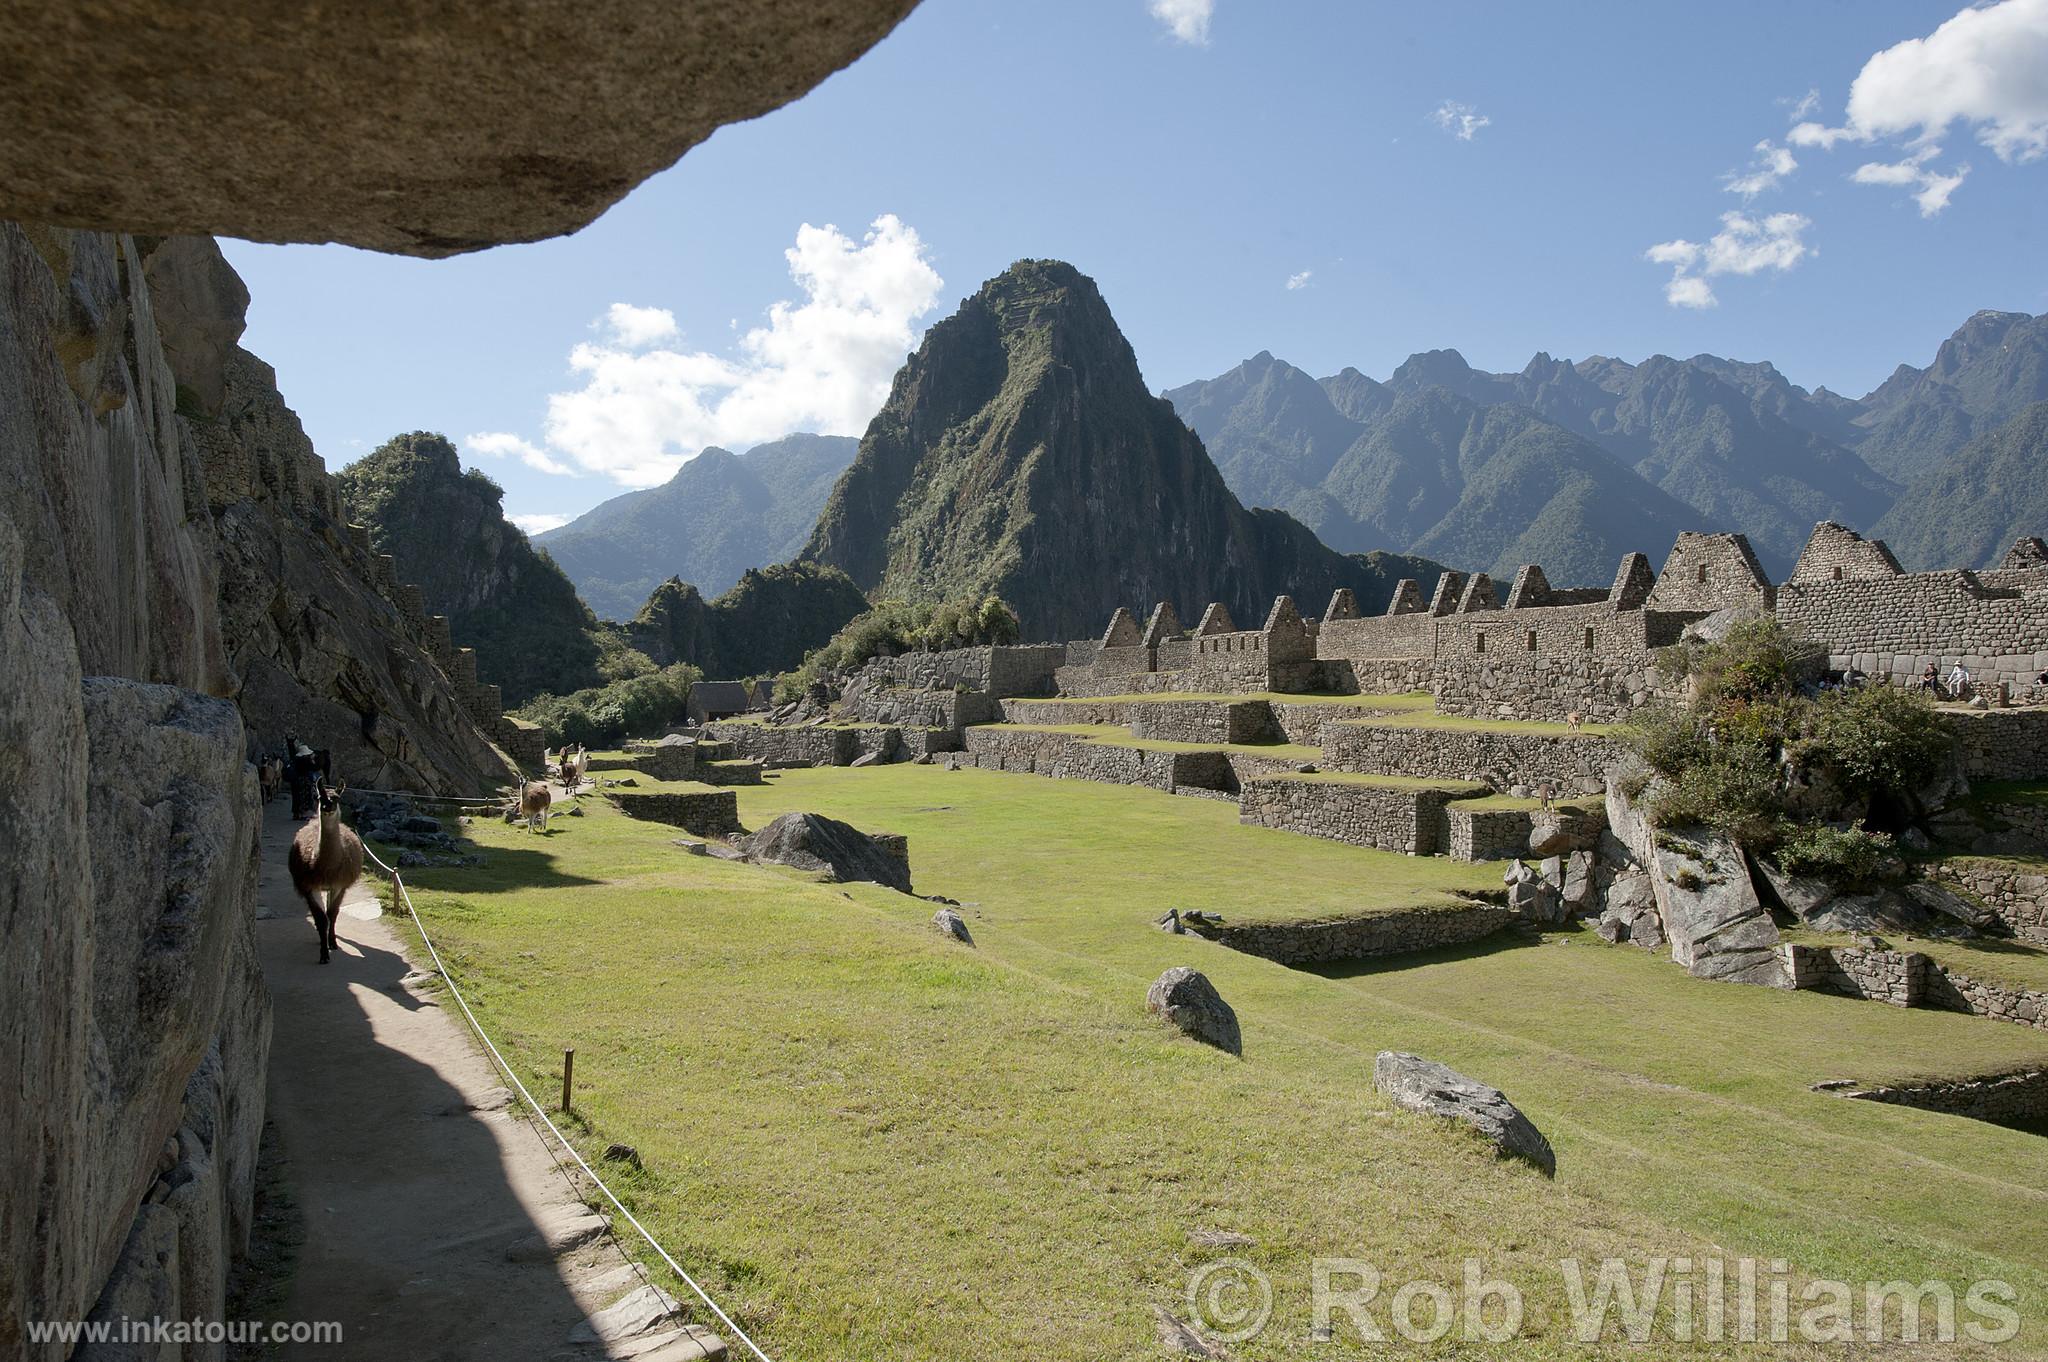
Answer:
1645, 829, 1791, 987
1145, 967, 1243, 1056
1373, 1052, 1555, 1177
739, 812, 913, 893
1, 0, 919, 255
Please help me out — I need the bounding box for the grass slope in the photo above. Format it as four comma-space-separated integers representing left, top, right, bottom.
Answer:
388, 768, 2048, 1359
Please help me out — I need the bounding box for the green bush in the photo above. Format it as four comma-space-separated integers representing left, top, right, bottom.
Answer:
1805, 685, 1949, 797
1775, 825, 1900, 885
514, 662, 701, 748
1623, 617, 1953, 870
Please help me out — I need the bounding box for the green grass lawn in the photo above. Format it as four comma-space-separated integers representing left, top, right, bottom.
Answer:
389, 767, 2048, 1359
1447, 793, 1600, 814
977, 720, 1321, 762
1969, 781, 2048, 811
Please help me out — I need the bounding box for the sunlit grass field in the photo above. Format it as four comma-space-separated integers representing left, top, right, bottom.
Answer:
385, 764, 2048, 1359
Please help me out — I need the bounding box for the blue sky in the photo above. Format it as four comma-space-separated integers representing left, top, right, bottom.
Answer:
224, 0, 2048, 533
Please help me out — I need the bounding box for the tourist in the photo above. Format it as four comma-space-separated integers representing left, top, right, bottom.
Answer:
1917, 661, 1941, 695
1946, 661, 1973, 700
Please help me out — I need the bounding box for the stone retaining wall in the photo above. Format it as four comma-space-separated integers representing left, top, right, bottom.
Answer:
1782, 943, 1921, 1006
1269, 701, 1412, 746
1195, 903, 1515, 966
1320, 723, 1619, 795
1923, 966, 2048, 1031
1849, 1069, 2048, 1128
1128, 700, 1277, 745
1238, 777, 1464, 855
1448, 805, 1533, 862
1947, 709, 2048, 782
1926, 858, 2048, 944
956, 727, 1234, 794
1778, 569, 2048, 693
611, 789, 742, 836
707, 722, 860, 768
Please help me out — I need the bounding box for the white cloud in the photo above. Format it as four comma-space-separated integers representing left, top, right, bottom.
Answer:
1431, 100, 1491, 141
464, 430, 578, 478
1724, 139, 1799, 197
1285, 269, 1313, 291
509, 513, 571, 536
1645, 211, 1811, 308
603, 302, 679, 348
1787, 88, 1823, 121
493, 215, 942, 489
1851, 148, 1972, 215
1149, 0, 1213, 44
1788, 0, 2048, 210
1665, 275, 1718, 309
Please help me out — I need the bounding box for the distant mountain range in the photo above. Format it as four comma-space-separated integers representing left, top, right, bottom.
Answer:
538, 433, 856, 620
1167, 308, 2048, 580
802, 260, 1442, 641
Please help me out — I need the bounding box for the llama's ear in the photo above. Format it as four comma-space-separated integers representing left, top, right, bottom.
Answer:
335, 780, 347, 796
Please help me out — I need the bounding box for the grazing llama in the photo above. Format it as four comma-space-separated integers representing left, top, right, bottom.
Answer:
519, 780, 552, 832
1566, 710, 1584, 734
288, 780, 364, 965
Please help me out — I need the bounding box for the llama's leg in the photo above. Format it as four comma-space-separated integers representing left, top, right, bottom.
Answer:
306, 892, 330, 964
324, 889, 344, 958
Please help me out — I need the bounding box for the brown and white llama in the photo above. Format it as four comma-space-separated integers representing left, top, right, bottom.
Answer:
288, 780, 365, 964
257, 755, 282, 804
519, 779, 553, 832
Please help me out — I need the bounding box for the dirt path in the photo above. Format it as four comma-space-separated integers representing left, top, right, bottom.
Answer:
255, 798, 724, 1360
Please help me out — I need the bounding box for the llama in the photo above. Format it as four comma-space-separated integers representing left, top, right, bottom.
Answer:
519, 780, 552, 832
1566, 710, 1584, 734
258, 755, 282, 804
287, 780, 365, 965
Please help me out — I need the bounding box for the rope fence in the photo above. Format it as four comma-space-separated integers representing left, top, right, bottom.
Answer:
360, 843, 775, 1362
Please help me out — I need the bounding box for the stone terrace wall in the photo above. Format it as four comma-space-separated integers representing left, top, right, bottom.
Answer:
1448, 805, 1536, 862
1782, 943, 1920, 1006
1270, 700, 1417, 746
1926, 859, 2048, 944
1317, 611, 1434, 661
1321, 724, 1621, 795
1128, 700, 1278, 745
1849, 1069, 2048, 1127
1923, 965, 2048, 1031
1238, 777, 1468, 855
1779, 570, 2048, 692
855, 643, 1066, 697
611, 789, 742, 836
1946, 709, 2048, 782
1430, 655, 1662, 725
956, 727, 1234, 794
1196, 903, 1515, 966
707, 722, 860, 768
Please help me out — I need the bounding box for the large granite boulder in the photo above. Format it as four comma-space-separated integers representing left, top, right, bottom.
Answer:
740, 811, 912, 893
931, 907, 974, 945
1146, 968, 1242, 1056
1373, 1052, 1555, 1177
1646, 828, 1790, 987
1, 1, 919, 256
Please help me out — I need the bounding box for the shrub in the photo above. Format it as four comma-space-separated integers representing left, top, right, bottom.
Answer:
1806, 685, 1949, 797
514, 662, 701, 748
1775, 825, 1900, 886
780, 593, 1022, 699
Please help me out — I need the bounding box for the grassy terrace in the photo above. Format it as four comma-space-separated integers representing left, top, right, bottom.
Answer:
977, 720, 1321, 762
1339, 710, 1621, 738
1783, 927, 2048, 995
1969, 781, 2048, 810
1446, 792, 1601, 814
1248, 770, 1491, 796
1022, 690, 1436, 709
388, 765, 2048, 1359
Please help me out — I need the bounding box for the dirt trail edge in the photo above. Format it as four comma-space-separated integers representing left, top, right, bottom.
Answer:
254, 798, 725, 1361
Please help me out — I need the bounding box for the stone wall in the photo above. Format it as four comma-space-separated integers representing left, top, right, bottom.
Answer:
1925, 859, 2048, 945
955, 727, 1236, 794
1644, 532, 1776, 613
1128, 700, 1277, 745
707, 722, 863, 768
1447, 805, 1536, 862
1320, 723, 1620, 795
1779, 569, 2048, 693
611, 788, 742, 836
1781, 943, 1921, 1006
1849, 1069, 2048, 1128
1238, 776, 1469, 855
1430, 654, 1660, 725
1945, 709, 2048, 782
1269, 700, 1416, 746
1194, 903, 1515, 966
1922, 965, 2048, 1032
851, 644, 1065, 701
1787, 521, 1904, 584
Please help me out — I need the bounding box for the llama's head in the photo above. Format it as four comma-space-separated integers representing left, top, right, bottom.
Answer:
316, 781, 346, 816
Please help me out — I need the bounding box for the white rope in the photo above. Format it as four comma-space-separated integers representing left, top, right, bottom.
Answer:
361, 843, 776, 1362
